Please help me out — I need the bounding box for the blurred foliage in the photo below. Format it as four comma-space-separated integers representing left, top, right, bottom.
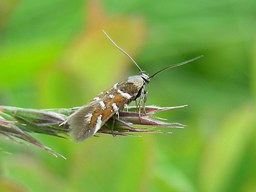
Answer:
0, 0, 255, 191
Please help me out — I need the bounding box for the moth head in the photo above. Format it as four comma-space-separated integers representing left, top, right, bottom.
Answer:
141, 72, 150, 83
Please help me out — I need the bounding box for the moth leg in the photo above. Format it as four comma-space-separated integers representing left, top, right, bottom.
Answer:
141, 89, 148, 114
137, 97, 142, 117
138, 86, 148, 115
116, 110, 119, 119
111, 117, 117, 137
102, 118, 117, 137
124, 104, 129, 112
135, 99, 139, 109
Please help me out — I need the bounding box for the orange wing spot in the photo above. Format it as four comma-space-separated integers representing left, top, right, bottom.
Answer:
104, 98, 111, 104
90, 108, 103, 126
102, 106, 113, 121
113, 94, 129, 108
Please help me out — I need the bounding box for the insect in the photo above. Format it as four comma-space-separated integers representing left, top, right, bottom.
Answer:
67, 30, 202, 141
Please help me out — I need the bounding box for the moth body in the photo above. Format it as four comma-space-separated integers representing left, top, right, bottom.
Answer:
68, 74, 150, 141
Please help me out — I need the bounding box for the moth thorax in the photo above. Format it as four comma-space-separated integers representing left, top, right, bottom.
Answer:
127, 75, 145, 88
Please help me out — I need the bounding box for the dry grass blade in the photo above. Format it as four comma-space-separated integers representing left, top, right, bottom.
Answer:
0, 105, 186, 158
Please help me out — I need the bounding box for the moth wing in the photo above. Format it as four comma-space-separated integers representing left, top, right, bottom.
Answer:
67, 84, 132, 141
67, 101, 104, 141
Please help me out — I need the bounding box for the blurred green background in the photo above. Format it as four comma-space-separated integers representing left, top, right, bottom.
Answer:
0, 0, 255, 191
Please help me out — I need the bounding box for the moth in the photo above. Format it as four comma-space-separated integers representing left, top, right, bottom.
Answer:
67, 31, 202, 141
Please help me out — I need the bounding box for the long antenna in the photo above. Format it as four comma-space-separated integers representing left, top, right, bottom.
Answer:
150, 55, 203, 78
102, 30, 143, 73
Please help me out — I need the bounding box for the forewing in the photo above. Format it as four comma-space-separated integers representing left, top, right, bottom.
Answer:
68, 88, 119, 141
68, 101, 104, 141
